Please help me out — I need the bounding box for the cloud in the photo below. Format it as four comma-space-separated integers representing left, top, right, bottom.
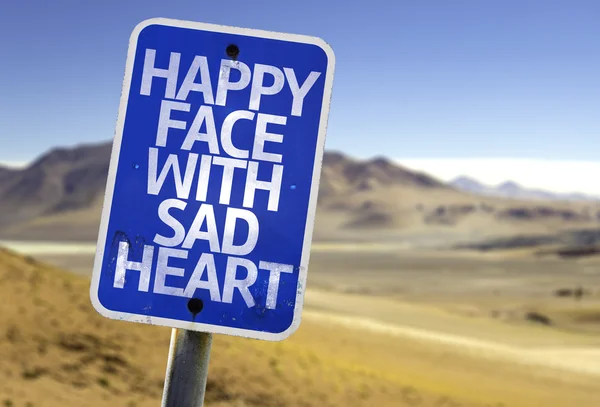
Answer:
396, 158, 600, 196
0, 160, 28, 169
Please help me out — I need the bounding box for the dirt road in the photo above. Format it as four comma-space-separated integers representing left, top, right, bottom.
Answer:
304, 301, 600, 377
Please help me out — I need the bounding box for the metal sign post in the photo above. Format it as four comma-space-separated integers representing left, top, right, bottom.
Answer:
161, 329, 212, 407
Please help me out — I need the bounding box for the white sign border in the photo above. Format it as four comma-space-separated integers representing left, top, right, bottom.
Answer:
89, 17, 335, 341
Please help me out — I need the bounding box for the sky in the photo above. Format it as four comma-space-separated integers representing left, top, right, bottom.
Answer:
1, 1, 599, 193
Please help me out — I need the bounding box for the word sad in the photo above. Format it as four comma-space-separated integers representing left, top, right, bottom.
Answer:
114, 241, 294, 310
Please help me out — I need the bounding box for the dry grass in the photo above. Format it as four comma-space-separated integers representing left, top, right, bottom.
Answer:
0, 248, 421, 407
1, 248, 600, 407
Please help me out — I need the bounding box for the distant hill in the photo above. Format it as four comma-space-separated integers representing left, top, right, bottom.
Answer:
315, 156, 600, 241
319, 152, 447, 198
451, 176, 600, 202
0, 142, 451, 240
0, 142, 599, 242
0, 142, 111, 240
0, 165, 14, 184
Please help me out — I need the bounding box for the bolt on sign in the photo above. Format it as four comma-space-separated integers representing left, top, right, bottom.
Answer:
90, 18, 335, 341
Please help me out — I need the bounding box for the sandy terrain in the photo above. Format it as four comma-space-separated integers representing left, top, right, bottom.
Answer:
1, 241, 599, 406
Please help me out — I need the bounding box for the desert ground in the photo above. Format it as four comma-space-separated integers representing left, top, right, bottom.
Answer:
2, 240, 600, 407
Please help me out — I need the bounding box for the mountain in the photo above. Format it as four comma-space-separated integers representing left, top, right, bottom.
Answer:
319, 152, 447, 198
0, 142, 111, 239
0, 142, 452, 240
451, 176, 600, 202
0, 142, 599, 242
315, 156, 600, 240
0, 142, 110, 218
0, 166, 13, 183
450, 176, 489, 196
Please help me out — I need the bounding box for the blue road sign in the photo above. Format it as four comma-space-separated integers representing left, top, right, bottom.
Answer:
90, 18, 335, 341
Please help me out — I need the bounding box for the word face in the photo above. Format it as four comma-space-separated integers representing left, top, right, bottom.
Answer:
90, 18, 335, 341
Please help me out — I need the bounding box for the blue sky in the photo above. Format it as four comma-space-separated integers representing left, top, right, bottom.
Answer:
1, 1, 599, 191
